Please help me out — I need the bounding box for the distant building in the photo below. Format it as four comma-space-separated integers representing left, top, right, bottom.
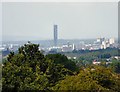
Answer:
54, 25, 58, 46
62, 45, 73, 52
93, 60, 101, 65
100, 38, 115, 49
72, 44, 76, 50
76, 42, 85, 50
97, 37, 105, 44
111, 56, 120, 60
109, 38, 115, 45
101, 41, 107, 49
62, 42, 74, 52
48, 46, 62, 53
97, 38, 100, 42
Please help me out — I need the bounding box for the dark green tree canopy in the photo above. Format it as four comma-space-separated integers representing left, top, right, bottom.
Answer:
52, 65, 120, 91
46, 54, 79, 72
2, 43, 72, 91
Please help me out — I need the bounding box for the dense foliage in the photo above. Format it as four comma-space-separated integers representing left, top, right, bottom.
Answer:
46, 54, 79, 72
2, 43, 72, 91
109, 60, 120, 73
64, 48, 118, 65
52, 65, 120, 91
2, 43, 120, 91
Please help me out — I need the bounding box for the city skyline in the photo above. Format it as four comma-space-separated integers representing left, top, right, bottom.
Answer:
2, 2, 118, 41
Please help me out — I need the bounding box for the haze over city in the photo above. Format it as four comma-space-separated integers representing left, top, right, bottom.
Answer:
2, 2, 118, 41
1, 1, 120, 92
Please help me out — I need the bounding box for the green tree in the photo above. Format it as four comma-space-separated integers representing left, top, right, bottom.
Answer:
46, 54, 79, 72
109, 60, 120, 73
52, 65, 120, 91
2, 43, 72, 91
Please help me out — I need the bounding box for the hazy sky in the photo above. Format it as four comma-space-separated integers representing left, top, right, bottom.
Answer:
0, 3, 2, 42
2, 2, 118, 41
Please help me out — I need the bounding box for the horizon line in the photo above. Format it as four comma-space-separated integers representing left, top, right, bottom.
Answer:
2, 37, 118, 42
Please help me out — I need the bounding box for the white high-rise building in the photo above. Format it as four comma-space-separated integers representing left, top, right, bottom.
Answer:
97, 38, 101, 42
101, 41, 107, 49
72, 44, 76, 50
97, 37, 105, 44
109, 38, 115, 45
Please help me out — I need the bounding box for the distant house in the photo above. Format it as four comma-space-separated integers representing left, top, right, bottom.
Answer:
107, 56, 120, 61
67, 56, 76, 60
106, 61, 112, 65
93, 59, 101, 65
112, 56, 120, 60
93, 59, 112, 65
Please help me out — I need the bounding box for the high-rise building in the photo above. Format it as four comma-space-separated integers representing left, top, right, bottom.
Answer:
97, 37, 105, 44
54, 25, 58, 46
109, 38, 115, 45
101, 41, 107, 49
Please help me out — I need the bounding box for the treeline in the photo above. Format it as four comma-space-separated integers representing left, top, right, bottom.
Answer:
63, 47, 119, 65
2, 43, 120, 91
64, 47, 118, 59
72, 47, 118, 55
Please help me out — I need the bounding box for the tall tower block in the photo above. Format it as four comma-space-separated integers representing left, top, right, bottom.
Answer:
54, 25, 58, 46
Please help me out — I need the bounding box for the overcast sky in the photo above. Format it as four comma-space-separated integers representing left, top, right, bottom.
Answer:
0, 3, 2, 42
2, 2, 118, 41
